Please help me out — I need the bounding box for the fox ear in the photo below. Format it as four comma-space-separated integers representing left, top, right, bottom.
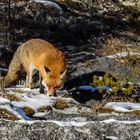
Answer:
60, 69, 67, 78
44, 66, 50, 73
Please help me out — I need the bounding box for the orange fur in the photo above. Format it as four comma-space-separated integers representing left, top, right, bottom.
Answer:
4, 39, 67, 96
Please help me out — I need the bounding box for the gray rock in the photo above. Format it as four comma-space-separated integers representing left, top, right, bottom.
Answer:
0, 117, 140, 140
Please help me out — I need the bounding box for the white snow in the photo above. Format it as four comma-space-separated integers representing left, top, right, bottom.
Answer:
0, 88, 140, 124
30, 0, 62, 11
0, 67, 8, 72
0, 97, 10, 105
107, 52, 140, 59
46, 120, 88, 127
33, 112, 49, 117
101, 118, 117, 123
0, 88, 54, 120
105, 102, 140, 112
121, 1, 135, 6
16, 119, 140, 127
101, 118, 140, 124
106, 136, 118, 140
11, 93, 54, 111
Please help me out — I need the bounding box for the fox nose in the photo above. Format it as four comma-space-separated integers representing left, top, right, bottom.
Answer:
48, 94, 53, 97
48, 92, 57, 97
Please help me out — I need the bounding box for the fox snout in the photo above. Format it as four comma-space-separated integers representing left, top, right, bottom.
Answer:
42, 83, 63, 97
41, 76, 66, 97
47, 87, 58, 96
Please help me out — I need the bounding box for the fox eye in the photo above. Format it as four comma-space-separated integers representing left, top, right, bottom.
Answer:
54, 86, 59, 89
60, 71, 64, 75
44, 66, 50, 73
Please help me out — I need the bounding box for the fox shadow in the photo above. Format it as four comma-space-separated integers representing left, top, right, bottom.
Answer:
64, 71, 116, 104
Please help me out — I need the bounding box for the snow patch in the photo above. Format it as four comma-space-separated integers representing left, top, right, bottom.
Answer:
105, 102, 140, 112
122, 1, 135, 6
46, 120, 88, 127
0, 67, 8, 72
17, 119, 140, 127
11, 93, 54, 111
30, 0, 62, 11
0, 87, 140, 123
0, 88, 54, 120
33, 112, 49, 117
106, 136, 118, 140
101, 118, 140, 124
107, 52, 140, 58
0, 97, 10, 105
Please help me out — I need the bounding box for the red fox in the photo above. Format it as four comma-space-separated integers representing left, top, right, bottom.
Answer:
3, 39, 67, 96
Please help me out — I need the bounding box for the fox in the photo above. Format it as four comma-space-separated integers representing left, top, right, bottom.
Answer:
3, 39, 67, 96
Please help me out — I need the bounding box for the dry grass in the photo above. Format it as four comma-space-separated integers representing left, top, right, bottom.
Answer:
22, 106, 35, 117
54, 98, 68, 110
95, 107, 140, 115
99, 37, 140, 67
0, 108, 19, 121
100, 37, 131, 56
0, 89, 20, 101
37, 106, 52, 112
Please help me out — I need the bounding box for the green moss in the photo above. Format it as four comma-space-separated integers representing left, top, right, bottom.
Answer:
131, 68, 138, 75
138, 16, 140, 22
124, 76, 130, 83
91, 72, 134, 98
122, 84, 134, 95
127, 6, 140, 16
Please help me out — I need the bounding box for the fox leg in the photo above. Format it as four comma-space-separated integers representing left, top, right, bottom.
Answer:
25, 65, 34, 88
25, 74, 30, 88
25, 73, 33, 88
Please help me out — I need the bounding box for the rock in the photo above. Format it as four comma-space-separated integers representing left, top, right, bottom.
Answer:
84, 99, 100, 107
0, 114, 140, 140
0, 0, 140, 139
117, 0, 140, 7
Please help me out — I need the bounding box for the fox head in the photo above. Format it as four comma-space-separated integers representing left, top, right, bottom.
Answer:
41, 65, 67, 96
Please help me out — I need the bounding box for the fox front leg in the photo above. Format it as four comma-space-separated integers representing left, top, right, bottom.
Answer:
25, 73, 33, 88
25, 65, 34, 89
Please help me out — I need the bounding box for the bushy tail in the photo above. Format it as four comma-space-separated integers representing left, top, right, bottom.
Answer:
3, 48, 22, 87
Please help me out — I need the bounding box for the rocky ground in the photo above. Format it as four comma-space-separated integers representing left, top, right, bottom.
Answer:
0, 87, 140, 140
0, 115, 140, 140
0, 0, 140, 139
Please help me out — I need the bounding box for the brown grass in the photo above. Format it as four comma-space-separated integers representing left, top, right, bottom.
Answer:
99, 37, 140, 67
100, 37, 130, 56
54, 98, 68, 110
0, 89, 20, 101
0, 108, 19, 121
